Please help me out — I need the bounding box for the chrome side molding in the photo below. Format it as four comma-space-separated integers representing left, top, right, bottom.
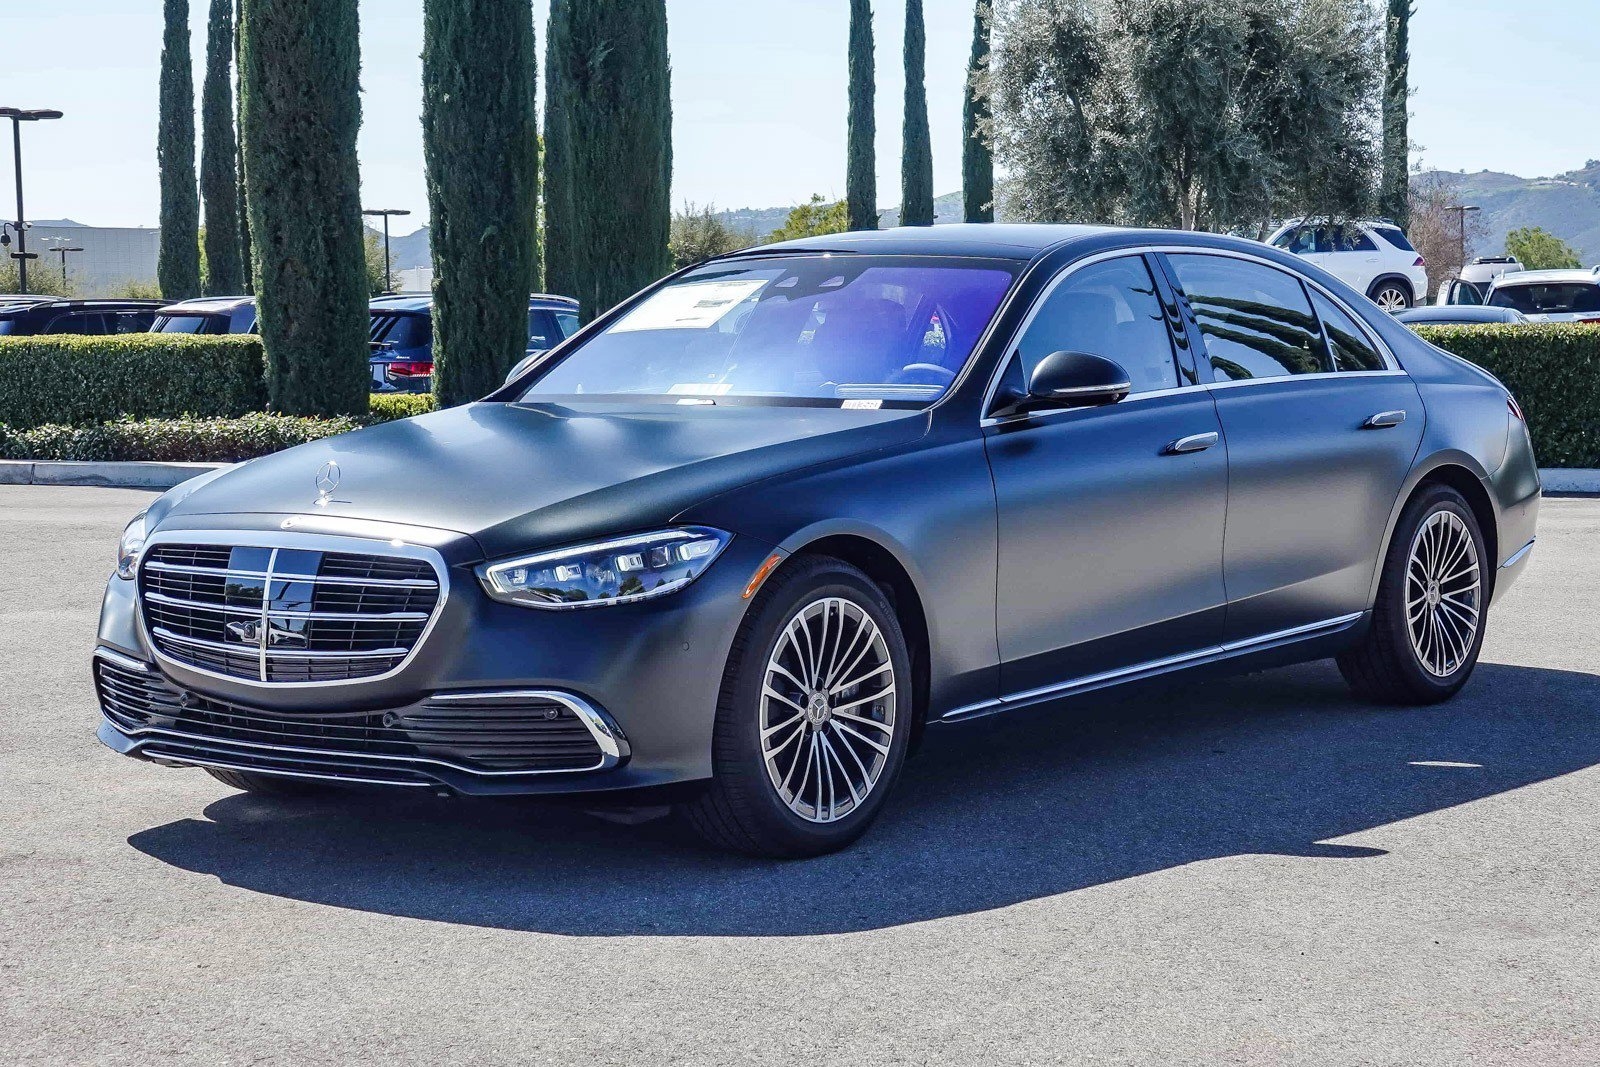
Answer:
941, 612, 1366, 723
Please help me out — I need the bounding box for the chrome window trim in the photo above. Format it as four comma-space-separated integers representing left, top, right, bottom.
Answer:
978, 243, 1405, 426
942, 611, 1365, 722
135, 528, 450, 690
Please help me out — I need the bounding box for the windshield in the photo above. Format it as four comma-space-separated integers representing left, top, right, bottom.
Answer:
519, 255, 1018, 406
1489, 283, 1600, 315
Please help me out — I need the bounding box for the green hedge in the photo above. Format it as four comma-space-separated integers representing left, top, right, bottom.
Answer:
1413, 323, 1600, 468
0, 335, 266, 430
0, 413, 361, 463
368, 392, 437, 422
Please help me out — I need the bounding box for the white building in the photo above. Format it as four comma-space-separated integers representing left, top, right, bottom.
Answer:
21, 220, 161, 296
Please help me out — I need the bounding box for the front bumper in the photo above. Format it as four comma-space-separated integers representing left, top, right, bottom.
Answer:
95, 525, 778, 795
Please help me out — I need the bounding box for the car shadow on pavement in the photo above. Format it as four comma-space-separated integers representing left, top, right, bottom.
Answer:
127, 659, 1600, 936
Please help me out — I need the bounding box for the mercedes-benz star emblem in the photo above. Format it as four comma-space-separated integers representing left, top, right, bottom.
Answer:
315, 460, 341, 506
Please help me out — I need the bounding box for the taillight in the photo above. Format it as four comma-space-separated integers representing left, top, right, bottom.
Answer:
387, 361, 433, 378
1413, 256, 1427, 268
1507, 395, 1525, 421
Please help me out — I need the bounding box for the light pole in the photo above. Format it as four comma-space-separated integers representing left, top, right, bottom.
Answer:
362, 207, 410, 294
1448, 204, 1480, 275
0, 107, 64, 294
48, 240, 83, 287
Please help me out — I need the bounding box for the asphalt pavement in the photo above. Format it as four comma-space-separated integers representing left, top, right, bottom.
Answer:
2, 485, 1597, 1065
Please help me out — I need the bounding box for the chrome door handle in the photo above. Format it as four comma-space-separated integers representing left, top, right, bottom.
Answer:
1363, 410, 1407, 429
1163, 431, 1219, 455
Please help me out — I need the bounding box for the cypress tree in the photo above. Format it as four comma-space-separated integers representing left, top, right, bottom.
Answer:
846, 0, 877, 231
962, 2, 994, 223
1380, 0, 1412, 230
200, 0, 244, 295
234, 0, 252, 293
157, 0, 201, 300
544, 0, 672, 324
422, 0, 541, 406
238, 0, 369, 416
900, 0, 934, 227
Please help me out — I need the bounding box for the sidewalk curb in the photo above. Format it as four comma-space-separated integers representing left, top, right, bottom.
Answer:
2, 459, 1598, 495
0, 460, 230, 490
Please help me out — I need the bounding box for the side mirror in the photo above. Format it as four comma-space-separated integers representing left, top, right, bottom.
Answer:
503, 349, 546, 386
991, 350, 1132, 418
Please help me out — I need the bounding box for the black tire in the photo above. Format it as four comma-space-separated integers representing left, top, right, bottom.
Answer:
204, 766, 332, 797
1337, 484, 1489, 705
680, 556, 913, 858
1369, 278, 1414, 313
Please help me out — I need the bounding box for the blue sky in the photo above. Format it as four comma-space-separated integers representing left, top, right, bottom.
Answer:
3, 0, 1595, 230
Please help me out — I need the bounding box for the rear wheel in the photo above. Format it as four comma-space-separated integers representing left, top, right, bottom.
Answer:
1370, 279, 1413, 313
1338, 484, 1488, 704
681, 557, 912, 858
204, 767, 332, 797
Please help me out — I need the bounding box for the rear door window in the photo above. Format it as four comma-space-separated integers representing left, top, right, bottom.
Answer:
1311, 292, 1387, 372
1166, 254, 1328, 380
44, 313, 107, 335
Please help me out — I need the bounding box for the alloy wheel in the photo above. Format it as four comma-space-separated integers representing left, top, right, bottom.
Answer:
1374, 285, 1410, 313
1405, 510, 1482, 678
759, 595, 896, 823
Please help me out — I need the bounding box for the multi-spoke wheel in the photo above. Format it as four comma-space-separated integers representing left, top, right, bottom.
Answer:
682, 557, 912, 857
760, 596, 896, 824
1338, 484, 1489, 704
1369, 280, 1413, 314
1404, 511, 1482, 678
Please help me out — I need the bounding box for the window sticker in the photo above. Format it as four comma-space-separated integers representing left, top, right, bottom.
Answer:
668, 383, 733, 395
610, 278, 770, 333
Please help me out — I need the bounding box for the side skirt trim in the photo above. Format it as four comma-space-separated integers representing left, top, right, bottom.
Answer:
939, 611, 1366, 723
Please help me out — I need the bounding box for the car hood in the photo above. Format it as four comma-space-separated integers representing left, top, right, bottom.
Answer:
164, 401, 929, 560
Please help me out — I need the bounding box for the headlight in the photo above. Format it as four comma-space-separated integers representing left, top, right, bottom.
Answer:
477, 527, 732, 609
116, 512, 149, 580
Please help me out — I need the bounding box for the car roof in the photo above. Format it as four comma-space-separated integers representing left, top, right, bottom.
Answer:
0, 297, 163, 316
155, 295, 256, 314
1489, 269, 1597, 287
748, 223, 1119, 260
369, 293, 580, 314
1397, 306, 1521, 323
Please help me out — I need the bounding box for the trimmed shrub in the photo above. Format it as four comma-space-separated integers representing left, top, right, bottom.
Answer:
368, 392, 437, 422
1414, 323, 1600, 468
0, 335, 265, 430
0, 413, 359, 463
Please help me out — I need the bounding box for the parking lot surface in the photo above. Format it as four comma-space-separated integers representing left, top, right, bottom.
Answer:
2, 485, 1597, 1065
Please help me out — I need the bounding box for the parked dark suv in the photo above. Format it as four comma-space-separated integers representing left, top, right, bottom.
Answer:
150, 296, 257, 335
0, 297, 161, 335
370, 294, 581, 392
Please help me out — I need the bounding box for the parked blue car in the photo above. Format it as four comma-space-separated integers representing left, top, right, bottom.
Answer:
370, 294, 581, 393
150, 296, 258, 335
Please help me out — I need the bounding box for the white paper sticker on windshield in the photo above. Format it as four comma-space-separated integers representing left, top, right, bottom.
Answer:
610, 278, 769, 333
668, 383, 732, 395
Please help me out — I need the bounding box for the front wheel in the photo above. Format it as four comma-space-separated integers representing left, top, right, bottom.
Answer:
1338, 484, 1488, 704
681, 557, 912, 858
1370, 280, 1414, 313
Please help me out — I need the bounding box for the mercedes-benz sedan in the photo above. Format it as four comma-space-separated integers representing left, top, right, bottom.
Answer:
95, 225, 1541, 857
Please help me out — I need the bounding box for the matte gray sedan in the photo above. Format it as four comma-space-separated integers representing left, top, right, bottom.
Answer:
95, 225, 1541, 857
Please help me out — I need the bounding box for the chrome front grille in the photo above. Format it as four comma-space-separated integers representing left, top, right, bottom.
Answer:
138, 541, 443, 684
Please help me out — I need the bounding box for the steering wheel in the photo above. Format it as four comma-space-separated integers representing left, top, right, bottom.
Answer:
891, 362, 957, 388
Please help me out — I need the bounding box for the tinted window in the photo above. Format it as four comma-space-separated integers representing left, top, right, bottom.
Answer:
111, 311, 154, 334
1335, 227, 1377, 253
554, 310, 579, 338
1489, 283, 1600, 315
1372, 225, 1416, 252
1014, 256, 1179, 394
1168, 254, 1327, 380
1312, 292, 1386, 371
527, 309, 560, 351
153, 314, 213, 334
44, 313, 106, 335
370, 313, 431, 350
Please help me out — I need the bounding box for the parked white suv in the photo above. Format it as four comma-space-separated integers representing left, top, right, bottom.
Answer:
1485, 269, 1600, 323
1437, 256, 1524, 306
1267, 219, 1429, 312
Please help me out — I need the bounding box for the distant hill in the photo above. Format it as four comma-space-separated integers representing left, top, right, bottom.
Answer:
1444, 162, 1600, 265
382, 162, 1600, 271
